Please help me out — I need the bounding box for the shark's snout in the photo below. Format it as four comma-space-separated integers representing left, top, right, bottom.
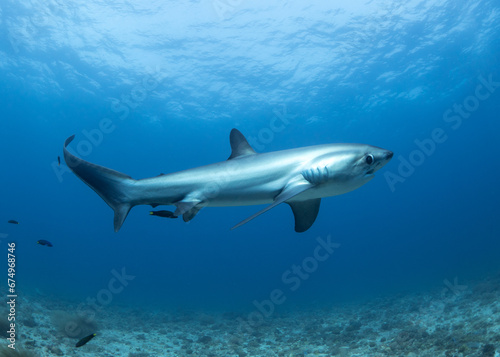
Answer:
368, 149, 393, 175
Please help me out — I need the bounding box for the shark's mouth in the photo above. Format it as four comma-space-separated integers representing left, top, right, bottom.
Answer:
366, 169, 375, 175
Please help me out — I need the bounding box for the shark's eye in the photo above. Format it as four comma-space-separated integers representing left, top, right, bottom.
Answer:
365, 154, 374, 165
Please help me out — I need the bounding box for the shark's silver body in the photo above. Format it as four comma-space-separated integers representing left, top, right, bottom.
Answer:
64, 129, 392, 232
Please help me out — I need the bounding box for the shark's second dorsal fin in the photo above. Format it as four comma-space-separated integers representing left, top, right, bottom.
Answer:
227, 129, 256, 160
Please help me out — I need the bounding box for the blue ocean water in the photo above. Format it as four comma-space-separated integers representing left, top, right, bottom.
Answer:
1, 0, 499, 343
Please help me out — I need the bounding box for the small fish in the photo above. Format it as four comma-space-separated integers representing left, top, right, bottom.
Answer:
149, 210, 177, 218
58, 156, 61, 166
37, 240, 53, 247
76, 333, 96, 347
8, 220, 19, 224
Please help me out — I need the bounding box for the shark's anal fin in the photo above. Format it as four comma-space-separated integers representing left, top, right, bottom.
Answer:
231, 179, 313, 231
287, 199, 321, 232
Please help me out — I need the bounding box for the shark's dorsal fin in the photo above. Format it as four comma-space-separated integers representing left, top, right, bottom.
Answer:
227, 129, 256, 160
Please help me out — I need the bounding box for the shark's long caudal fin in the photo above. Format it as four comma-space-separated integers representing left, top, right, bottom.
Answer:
63, 135, 136, 232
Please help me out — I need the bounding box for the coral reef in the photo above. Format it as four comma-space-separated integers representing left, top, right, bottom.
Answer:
8, 273, 500, 356
0, 345, 37, 357
50, 310, 98, 339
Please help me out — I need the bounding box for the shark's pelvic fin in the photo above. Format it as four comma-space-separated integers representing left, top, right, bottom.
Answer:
173, 198, 202, 219
64, 135, 135, 232
227, 128, 257, 160
287, 199, 321, 232
183, 206, 201, 222
231, 178, 313, 231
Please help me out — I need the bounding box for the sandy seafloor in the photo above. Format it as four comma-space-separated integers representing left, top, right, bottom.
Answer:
2, 273, 500, 357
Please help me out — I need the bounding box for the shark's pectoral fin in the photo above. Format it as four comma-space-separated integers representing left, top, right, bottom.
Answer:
231, 179, 313, 230
287, 199, 321, 233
